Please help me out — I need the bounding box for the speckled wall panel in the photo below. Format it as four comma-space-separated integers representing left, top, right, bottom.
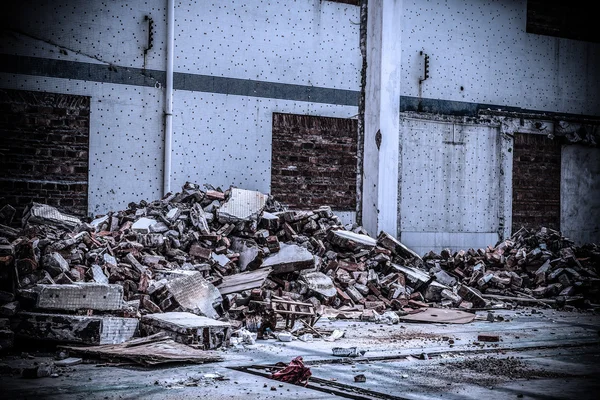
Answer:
400, 0, 600, 116
399, 117, 503, 254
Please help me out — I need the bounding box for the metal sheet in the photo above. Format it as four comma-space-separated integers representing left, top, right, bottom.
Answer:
398, 308, 475, 324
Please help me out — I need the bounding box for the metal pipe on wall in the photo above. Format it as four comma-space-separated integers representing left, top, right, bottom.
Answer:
163, 0, 175, 196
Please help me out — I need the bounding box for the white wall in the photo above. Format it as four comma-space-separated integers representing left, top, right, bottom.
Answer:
174, 0, 359, 90
398, 116, 509, 254
561, 145, 600, 245
399, 0, 600, 116
0, 0, 361, 216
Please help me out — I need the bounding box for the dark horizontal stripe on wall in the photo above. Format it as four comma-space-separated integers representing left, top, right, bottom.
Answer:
0, 54, 359, 106
400, 95, 600, 120
0, 54, 164, 88
3, 55, 596, 118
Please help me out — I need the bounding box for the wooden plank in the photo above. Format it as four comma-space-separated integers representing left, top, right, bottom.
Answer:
60, 338, 223, 366
398, 307, 475, 324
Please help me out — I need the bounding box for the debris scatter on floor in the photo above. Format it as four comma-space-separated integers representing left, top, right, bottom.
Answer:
0, 182, 598, 361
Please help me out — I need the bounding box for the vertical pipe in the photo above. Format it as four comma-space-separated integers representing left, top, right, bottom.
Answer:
164, 0, 174, 196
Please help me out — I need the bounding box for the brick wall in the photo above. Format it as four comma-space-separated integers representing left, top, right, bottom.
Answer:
512, 133, 562, 233
0, 89, 90, 222
271, 113, 357, 211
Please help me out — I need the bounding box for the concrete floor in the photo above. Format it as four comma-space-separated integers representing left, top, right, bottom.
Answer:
1, 308, 599, 399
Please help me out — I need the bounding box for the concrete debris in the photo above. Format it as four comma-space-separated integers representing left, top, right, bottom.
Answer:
276, 331, 293, 342
140, 312, 230, 349
54, 357, 82, 367
29, 283, 124, 311
22, 363, 54, 378
22, 203, 81, 231
261, 243, 314, 274
131, 217, 158, 234
59, 332, 223, 366
14, 312, 137, 345
0, 183, 598, 357
300, 271, 336, 298
160, 272, 223, 319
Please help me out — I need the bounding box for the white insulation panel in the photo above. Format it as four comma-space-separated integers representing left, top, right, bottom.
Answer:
399, 117, 503, 255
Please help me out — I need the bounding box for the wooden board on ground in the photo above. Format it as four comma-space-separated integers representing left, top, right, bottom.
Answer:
60, 332, 223, 366
398, 307, 475, 324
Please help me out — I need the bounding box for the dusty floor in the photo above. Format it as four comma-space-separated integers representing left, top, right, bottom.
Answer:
1, 308, 599, 399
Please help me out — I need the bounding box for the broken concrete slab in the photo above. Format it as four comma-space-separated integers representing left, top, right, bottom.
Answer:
261, 243, 314, 274
230, 237, 261, 271
140, 312, 231, 349
377, 231, 422, 260
424, 281, 451, 302
22, 203, 81, 230
91, 264, 109, 284
211, 252, 230, 267
328, 230, 377, 250
31, 283, 124, 311
54, 357, 82, 367
41, 252, 69, 277
163, 272, 222, 319
300, 271, 336, 298
217, 187, 267, 223
457, 284, 487, 308
434, 270, 457, 287
217, 268, 272, 296
0, 301, 19, 316
14, 312, 137, 345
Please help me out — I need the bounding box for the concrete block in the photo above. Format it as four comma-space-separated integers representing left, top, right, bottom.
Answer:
300, 271, 336, 298
141, 312, 230, 349
261, 243, 314, 274
32, 283, 124, 311
164, 272, 222, 319
132, 217, 158, 234
14, 312, 137, 345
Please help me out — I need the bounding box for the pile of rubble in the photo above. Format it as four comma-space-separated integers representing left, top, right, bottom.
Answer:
0, 182, 598, 354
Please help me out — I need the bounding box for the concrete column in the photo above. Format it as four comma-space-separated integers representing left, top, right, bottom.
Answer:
362, 0, 402, 237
